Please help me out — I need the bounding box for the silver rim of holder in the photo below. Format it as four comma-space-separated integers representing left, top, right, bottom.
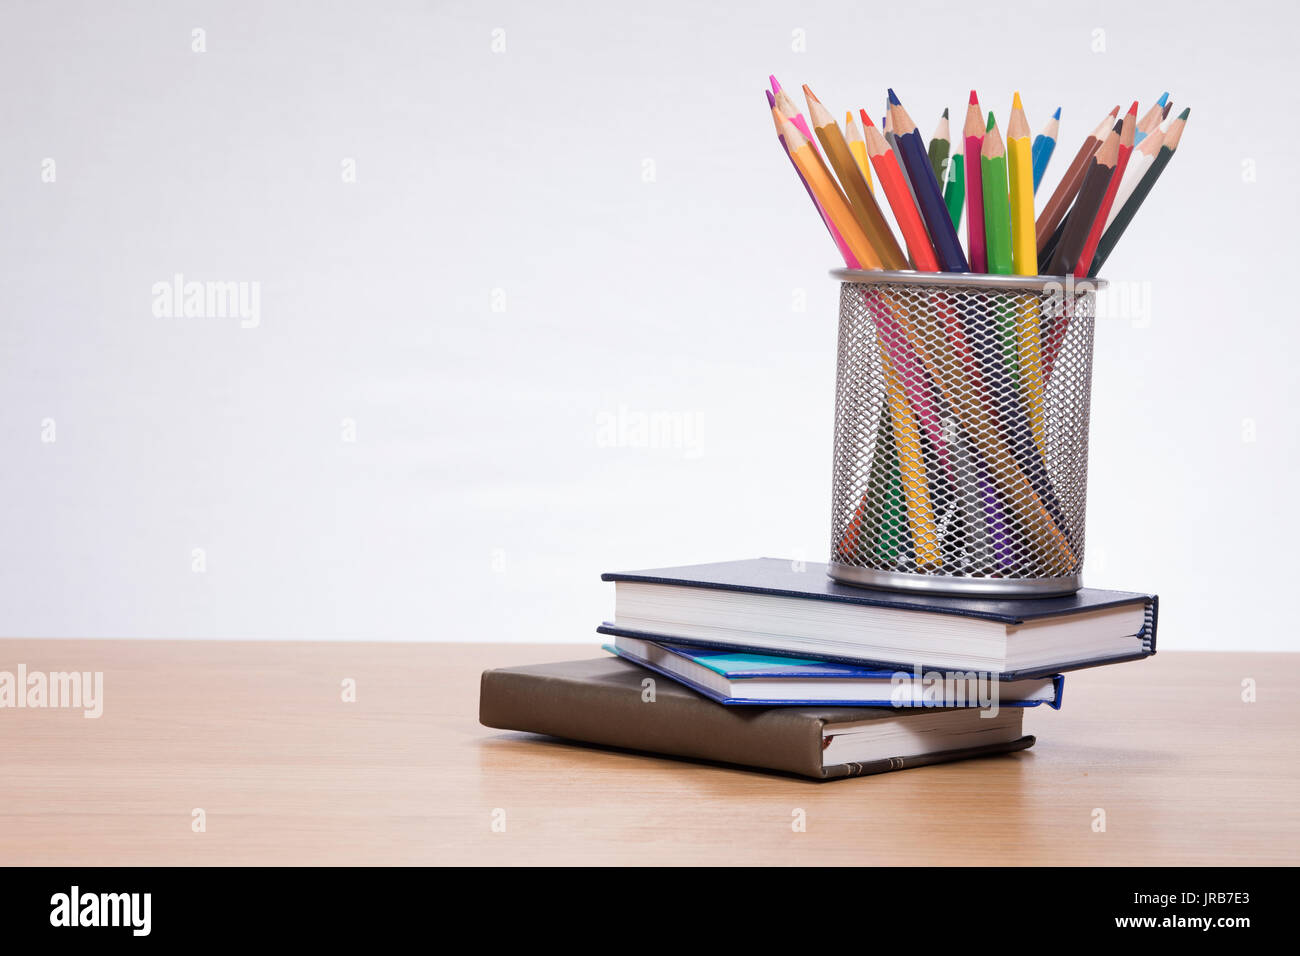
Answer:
827, 562, 1084, 598
830, 268, 1108, 293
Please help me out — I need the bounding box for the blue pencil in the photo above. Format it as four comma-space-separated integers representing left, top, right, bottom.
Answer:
1031, 107, 1061, 193
1134, 92, 1169, 146
886, 89, 969, 272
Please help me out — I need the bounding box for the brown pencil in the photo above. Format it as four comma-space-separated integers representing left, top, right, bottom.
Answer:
1044, 120, 1121, 275
1035, 106, 1119, 255
804, 86, 908, 270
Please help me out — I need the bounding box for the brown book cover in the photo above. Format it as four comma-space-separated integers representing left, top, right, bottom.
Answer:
479, 657, 1035, 781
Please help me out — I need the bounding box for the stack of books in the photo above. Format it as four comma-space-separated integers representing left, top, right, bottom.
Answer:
479, 558, 1157, 780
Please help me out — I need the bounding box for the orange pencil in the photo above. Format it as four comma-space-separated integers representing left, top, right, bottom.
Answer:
774, 110, 884, 269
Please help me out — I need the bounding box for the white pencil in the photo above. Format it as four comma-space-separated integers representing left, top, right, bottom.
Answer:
1104, 126, 1166, 231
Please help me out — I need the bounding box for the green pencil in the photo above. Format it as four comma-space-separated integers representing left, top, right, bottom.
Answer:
1089, 107, 1189, 276
944, 151, 964, 231
981, 112, 1017, 379
862, 408, 905, 564
928, 108, 951, 187
981, 113, 1013, 275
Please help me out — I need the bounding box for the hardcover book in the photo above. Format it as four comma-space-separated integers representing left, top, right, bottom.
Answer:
479, 657, 1035, 781
599, 558, 1157, 680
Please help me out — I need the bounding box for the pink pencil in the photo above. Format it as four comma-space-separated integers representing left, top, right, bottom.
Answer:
768, 90, 859, 268
769, 76, 858, 267
770, 75, 821, 154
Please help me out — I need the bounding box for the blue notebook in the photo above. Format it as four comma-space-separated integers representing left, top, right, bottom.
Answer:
606, 634, 1064, 708
598, 558, 1157, 680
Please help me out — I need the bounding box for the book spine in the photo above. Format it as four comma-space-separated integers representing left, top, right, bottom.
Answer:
823, 735, 1036, 779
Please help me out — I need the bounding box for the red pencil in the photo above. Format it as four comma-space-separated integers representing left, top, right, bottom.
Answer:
1074, 102, 1138, 276
860, 110, 940, 271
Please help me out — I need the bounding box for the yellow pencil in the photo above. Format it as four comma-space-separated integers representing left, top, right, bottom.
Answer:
1008, 92, 1046, 457
844, 110, 875, 195
878, 343, 940, 568
1007, 93, 1037, 275
774, 110, 884, 269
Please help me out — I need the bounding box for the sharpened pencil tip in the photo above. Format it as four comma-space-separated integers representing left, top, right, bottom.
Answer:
802, 83, 819, 104
1157, 92, 1170, 106
766, 89, 776, 108
1110, 105, 1120, 116
942, 107, 949, 119
859, 108, 875, 128
1012, 91, 1023, 110
769, 75, 781, 94
969, 90, 979, 105
1127, 101, 1139, 115
986, 111, 995, 132
1053, 107, 1061, 120
1178, 106, 1190, 119
887, 88, 901, 106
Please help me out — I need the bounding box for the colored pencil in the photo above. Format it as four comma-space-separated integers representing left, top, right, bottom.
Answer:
768, 90, 858, 267
773, 80, 911, 562
888, 89, 969, 272
943, 150, 964, 231
774, 110, 883, 268
1160, 99, 1173, 121
877, 335, 941, 569
963, 91, 987, 273
928, 108, 951, 187
860, 111, 939, 271
855, 113, 953, 541
1074, 101, 1138, 277
980, 112, 1017, 386
773, 80, 868, 266
1133, 92, 1168, 146
1036, 106, 1119, 255
1008, 95, 1044, 453
804, 86, 907, 269
772, 83, 817, 148
1030, 106, 1060, 193
1104, 124, 1165, 232
883, 106, 921, 215
1007, 93, 1037, 276
843, 110, 875, 195
981, 113, 1014, 276
1090, 107, 1189, 275
1044, 119, 1120, 275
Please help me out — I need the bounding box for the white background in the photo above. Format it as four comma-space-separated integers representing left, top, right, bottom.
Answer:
1, 0, 1295, 649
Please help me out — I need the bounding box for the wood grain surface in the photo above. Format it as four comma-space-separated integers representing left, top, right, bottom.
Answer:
0, 640, 1293, 865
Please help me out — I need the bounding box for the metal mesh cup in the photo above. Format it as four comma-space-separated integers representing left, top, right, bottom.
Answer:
828, 269, 1103, 597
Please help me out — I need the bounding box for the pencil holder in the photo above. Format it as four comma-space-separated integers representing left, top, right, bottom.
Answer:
828, 269, 1103, 597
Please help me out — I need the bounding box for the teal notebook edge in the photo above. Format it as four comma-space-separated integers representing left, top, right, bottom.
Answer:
603, 640, 1065, 709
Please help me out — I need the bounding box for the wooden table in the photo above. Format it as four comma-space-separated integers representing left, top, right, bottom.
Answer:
0, 640, 1294, 865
